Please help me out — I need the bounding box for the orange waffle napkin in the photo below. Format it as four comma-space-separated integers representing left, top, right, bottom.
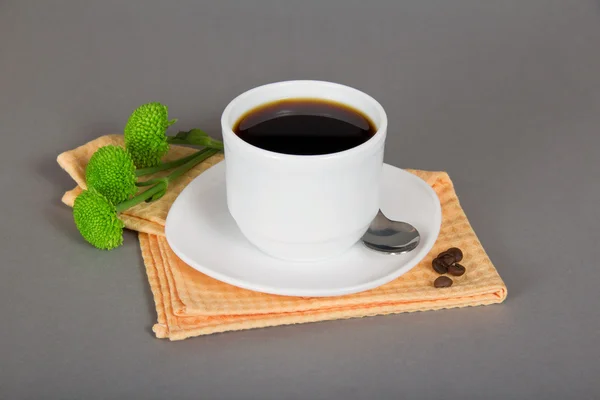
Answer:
58, 135, 507, 340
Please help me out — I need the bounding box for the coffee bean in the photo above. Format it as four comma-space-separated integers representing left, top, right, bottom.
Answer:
432, 258, 448, 274
448, 263, 466, 276
434, 276, 453, 288
446, 247, 463, 262
437, 250, 450, 259
440, 253, 456, 267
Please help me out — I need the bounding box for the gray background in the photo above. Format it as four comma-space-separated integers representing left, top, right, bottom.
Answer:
1, 0, 599, 399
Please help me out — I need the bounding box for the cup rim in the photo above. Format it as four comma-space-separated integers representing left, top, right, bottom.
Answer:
220, 80, 388, 161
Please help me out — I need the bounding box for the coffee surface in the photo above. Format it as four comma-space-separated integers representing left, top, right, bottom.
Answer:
233, 98, 376, 155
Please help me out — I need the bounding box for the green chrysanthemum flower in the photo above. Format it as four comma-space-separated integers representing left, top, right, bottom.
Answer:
73, 189, 125, 250
124, 102, 174, 168
86, 145, 137, 205
72, 146, 222, 250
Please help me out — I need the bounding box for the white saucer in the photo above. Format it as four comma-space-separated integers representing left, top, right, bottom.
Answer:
165, 162, 441, 297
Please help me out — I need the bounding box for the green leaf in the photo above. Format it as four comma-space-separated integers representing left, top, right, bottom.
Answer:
175, 128, 209, 141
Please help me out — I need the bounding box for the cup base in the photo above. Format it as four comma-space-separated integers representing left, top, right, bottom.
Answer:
237, 224, 369, 263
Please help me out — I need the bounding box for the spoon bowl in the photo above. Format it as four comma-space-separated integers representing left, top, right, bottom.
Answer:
361, 210, 420, 255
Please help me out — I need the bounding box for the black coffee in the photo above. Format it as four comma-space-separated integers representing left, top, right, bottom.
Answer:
233, 98, 376, 155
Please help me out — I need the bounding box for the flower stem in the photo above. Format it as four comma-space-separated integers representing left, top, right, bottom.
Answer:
118, 148, 221, 210
135, 149, 209, 177
115, 183, 167, 213
166, 136, 224, 150
166, 129, 224, 150
136, 148, 219, 187
166, 148, 220, 183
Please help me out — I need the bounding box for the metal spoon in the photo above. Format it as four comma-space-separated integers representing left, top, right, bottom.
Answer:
361, 210, 420, 255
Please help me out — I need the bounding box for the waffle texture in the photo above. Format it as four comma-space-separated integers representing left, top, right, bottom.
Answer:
58, 134, 507, 340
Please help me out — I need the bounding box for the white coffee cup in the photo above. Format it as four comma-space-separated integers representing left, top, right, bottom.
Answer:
221, 80, 387, 262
